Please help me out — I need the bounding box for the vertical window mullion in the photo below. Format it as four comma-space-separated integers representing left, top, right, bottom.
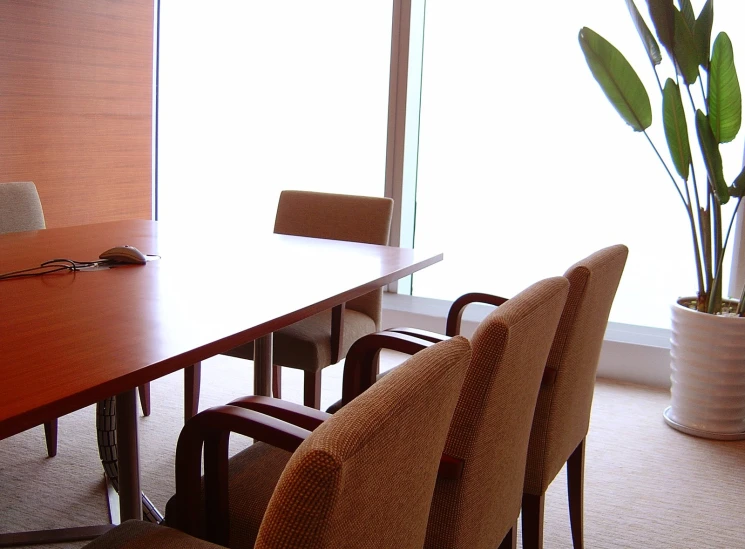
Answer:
385, 0, 426, 295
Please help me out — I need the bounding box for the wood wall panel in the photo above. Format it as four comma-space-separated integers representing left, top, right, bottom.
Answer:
0, 0, 154, 228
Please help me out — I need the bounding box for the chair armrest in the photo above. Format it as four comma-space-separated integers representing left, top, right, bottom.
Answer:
173, 405, 311, 544
446, 292, 509, 336
341, 331, 436, 407
385, 327, 449, 343
227, 395, 331, 431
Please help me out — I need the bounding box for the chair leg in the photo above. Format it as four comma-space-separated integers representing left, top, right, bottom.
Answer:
303, 370, 322, 409
498, 522, 517, 549
43, 420, 58, 458
138, 384, 151, 416
184, 362, 202, 423
567, 438, 586, 549
521, 492, 545, 549
272, 364, 282, 399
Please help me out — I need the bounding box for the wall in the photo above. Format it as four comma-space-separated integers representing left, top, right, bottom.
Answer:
0, 0, 154, 228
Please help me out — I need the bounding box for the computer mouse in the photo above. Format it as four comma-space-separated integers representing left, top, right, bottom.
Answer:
99, 245, 148, 265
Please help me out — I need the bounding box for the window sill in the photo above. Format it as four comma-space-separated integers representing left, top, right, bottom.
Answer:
382, 292, 672, 389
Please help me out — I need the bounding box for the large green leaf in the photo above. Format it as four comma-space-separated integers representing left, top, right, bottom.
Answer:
579, 27, 652, 132
673, 9, 700, 85
663, 79, 691, 180
648, 0, 676, 60
626, 0, 662, 65
696, 109, 729, 204
677, 0, 695, 35
708, 32, 741, 143
694, 0, 713, 70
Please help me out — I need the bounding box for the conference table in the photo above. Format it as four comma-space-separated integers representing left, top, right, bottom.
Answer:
0, 219, 442, 543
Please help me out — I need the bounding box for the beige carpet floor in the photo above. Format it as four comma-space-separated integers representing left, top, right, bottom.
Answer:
1, 354, 744, 548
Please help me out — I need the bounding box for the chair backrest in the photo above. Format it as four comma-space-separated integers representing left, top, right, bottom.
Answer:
255, 336, 472, 549
273, 190, 394, 326
424, 276, 570, 549
0, 181, 46, 234
523, 244, 628, 496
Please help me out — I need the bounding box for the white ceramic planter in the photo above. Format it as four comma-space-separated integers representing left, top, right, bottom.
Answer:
664, 298, 745, 439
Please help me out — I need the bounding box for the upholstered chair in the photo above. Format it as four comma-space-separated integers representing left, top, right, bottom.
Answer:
521, 244, 628, 549
175, 276, 566, 549
393, 244, 628, 549
0, 181, 57, 457
218, 190, 394, 409
389, 245, 628, 549
0, 181, 46, 234
344, 276, 571, 549
157, 335, 472, 548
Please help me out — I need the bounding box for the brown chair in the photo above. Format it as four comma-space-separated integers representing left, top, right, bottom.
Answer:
520, 244, 628, 549
218, 190, 394, 410
390, 245, 628, 549
148, 335, 471, 548
167, 275, 568, 549
347, 276, 571, 549
0, 181, 57, 457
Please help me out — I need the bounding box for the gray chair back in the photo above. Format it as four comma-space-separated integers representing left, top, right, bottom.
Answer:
0, 182, 46, 234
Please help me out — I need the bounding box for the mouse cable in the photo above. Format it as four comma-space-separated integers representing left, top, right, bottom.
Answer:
0, 258, 102, 281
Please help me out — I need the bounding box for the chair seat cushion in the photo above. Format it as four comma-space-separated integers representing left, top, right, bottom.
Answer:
83, 520, 224, 549
224, 309, 376, 372
165, 442, 292, 549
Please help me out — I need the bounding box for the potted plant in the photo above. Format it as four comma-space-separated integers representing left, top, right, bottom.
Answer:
579, 0, 745, 439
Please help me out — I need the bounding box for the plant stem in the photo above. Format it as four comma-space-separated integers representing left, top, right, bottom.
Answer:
687, 164, 706, 297
708, 197, 742, 314
653, 65, 664, 94
684, 165, 707, 303
698, 75, 707, 113
708, 198, 724, 313
642, 131, 688, 206
684, 82, 711, 309
642, 130, 708, 306
723, 197, 744, 262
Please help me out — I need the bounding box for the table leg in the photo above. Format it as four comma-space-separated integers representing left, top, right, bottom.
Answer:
253, 333, 273, 397
115, 389, 142, 521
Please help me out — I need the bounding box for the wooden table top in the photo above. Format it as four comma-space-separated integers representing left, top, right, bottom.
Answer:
0, 219, 442, 439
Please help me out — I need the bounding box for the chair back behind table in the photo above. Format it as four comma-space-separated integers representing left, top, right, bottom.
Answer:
0, 181, 45, 234
223, 189, 395, 409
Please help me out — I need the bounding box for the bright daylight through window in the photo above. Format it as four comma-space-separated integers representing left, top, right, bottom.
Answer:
412, 0, 745, 329
157, 1, 392, 236
158, 1, 745, 331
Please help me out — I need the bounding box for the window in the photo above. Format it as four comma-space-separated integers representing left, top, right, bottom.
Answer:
409, 0, 745, 329
157, 1, 394, 234
156, 1, 745, 331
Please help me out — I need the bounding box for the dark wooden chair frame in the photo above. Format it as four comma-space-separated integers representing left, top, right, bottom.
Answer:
169, 331, 467, 546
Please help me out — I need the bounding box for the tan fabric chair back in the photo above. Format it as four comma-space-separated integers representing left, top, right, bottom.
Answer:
255, 336, 472, 549
273, 190, 394, 327
425, 277, 570, 549
523, 244, 628, 495
0, 181, 46, 234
